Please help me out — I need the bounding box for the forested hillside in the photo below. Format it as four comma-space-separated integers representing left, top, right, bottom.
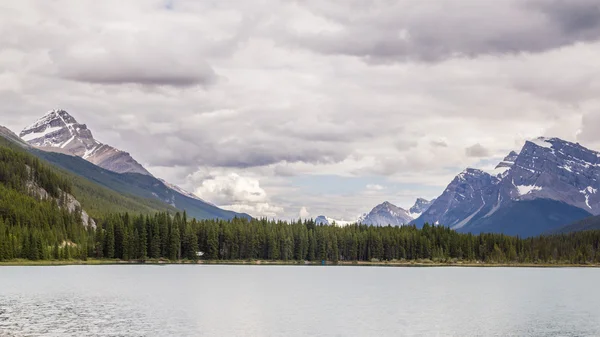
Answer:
0, 146, 90, 260
0, 136, 175, 260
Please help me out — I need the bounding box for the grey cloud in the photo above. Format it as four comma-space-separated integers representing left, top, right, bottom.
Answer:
58, 61, 217, 87
465, 143, 490, 158
279, 0, 600, 62
395, 139, 418, 151
430, 139, 448, 148
533, 0, 600, 35
577, 111, 600, 144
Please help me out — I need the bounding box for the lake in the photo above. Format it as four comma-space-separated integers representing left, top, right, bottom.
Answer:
1, 265, 599, 336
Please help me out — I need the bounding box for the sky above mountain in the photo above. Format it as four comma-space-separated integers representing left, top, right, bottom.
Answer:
2, 0, 600, 220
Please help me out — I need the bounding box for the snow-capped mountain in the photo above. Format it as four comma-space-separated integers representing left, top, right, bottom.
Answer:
20, 109, 151, 176
413, 137, 600, 236
314, 215, 355, 226
359, 201, 413, 226
20, 110, 221, 216
408, 198, 436, 218
315, 215, 330, 225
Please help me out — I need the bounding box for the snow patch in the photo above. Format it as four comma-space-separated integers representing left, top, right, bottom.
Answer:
559, 164, 573, 172
61, 135, 75, 148
580, 186, 598, 195
408, 212, 422, 219
516, 184, 542, 196
452, 205, 484, 230
484, 194, 502, 218
20, 126, 63, 141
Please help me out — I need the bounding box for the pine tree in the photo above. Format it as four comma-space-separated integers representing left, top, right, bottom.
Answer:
169, 221, 180, 260
104, 220, 115, 259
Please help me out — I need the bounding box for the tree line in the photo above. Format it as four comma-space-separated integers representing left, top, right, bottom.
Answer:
4, 209, 600, 264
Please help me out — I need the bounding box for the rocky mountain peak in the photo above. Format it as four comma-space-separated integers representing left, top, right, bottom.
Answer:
21, 110, 152, 176
360, 201, 412, 226
414, 136, 600, 235
409, 197, 436, 218
495, 150, 519, 170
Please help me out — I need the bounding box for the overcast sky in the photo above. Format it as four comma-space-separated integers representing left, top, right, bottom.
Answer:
2, 0, 600, 220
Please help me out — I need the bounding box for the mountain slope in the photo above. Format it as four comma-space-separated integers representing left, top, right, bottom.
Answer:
20, 109, 151, 176
412, 168, 502, 228
413, 137, 600, 236
550, 214, 600, 234
0, 130, 175, 218
19, 110, 250, 221
34, 149, 250, 221
463, 199, 591, 237
359, 201, 413, 226
0, 143, 94, 260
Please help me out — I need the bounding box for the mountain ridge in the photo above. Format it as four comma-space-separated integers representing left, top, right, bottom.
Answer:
413, 137, 600, 236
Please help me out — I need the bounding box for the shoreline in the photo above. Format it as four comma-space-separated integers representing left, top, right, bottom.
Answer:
1, 259, 599, 268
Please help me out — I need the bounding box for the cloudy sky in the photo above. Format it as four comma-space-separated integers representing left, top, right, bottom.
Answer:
2, 0, 600, 220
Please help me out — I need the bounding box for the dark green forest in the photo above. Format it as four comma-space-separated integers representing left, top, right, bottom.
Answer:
2, 143, 600, 264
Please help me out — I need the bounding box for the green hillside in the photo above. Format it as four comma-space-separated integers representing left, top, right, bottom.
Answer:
35, 149, 250, 221
0, 133, 175, 218
0, 143, 91, 260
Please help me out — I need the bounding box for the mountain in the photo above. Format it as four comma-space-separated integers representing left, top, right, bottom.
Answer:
20, 109, 151, 176
0, 128, 177, 218
408, 198, 436, 218
34, 148, 250, 221
19, 110, 249, 221
359, 201, 413, 226
315, 216, 330, 225
495, 150, 518, 170
413, 137, 600, 236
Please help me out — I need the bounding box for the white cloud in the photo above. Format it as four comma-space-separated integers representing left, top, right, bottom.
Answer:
299, 206, 310, 218
366, 184, 384, 191
192, 171, 284, 218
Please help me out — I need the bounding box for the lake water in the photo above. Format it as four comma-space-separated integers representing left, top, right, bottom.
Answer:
1, 265, 600, 336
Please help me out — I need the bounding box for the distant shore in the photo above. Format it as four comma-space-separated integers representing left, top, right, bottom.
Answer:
1, 259, 599, 268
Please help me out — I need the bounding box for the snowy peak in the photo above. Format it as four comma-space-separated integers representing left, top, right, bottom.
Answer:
315, 215, 330, 225
360, 201, 412, 226
415, 136, 600, 235
21, 110, 151, 176
20, 109, 98, 152
409, 198, 436, 218
506, 137, 600, 212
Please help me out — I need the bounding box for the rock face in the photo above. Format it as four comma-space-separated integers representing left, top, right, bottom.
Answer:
413, 137, 600, 236
495, 151, 518, 170
359, 201, 413, 226
408, 198, 436, 218
20, 109, 151, 176
26, 175, 95, 228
